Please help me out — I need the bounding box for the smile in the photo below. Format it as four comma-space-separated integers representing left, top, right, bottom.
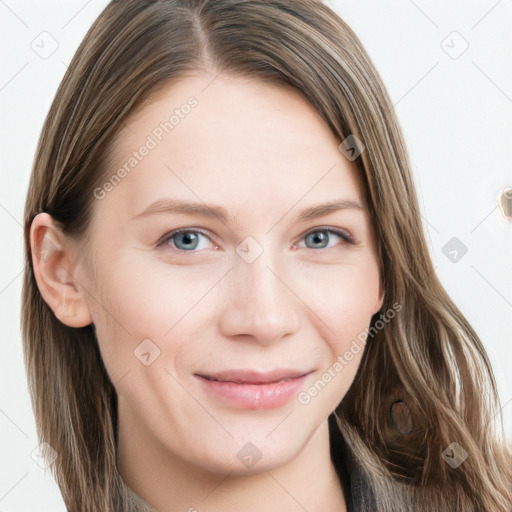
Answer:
194, 369, 313, 410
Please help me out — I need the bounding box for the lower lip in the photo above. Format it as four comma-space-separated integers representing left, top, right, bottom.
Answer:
195, 374, 309, 410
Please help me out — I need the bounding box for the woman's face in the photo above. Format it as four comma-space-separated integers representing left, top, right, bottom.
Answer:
78, 73, 384, 474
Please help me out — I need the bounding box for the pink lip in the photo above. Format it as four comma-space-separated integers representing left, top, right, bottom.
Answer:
194, 369, 312, 410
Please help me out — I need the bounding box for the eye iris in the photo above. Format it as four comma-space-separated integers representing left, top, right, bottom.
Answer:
174, 232, 199, 250
306, 231, 329, 249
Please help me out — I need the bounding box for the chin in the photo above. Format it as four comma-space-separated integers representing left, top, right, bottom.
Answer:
179, 423, 316, 476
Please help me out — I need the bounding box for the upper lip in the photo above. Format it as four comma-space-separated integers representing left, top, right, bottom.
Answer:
195, 369, 312, 384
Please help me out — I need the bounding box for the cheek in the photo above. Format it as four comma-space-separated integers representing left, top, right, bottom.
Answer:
87, 254, 228, 372
294, 256, 381, 353
292, 260, 381, 409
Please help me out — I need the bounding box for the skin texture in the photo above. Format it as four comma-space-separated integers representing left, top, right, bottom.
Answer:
30, 73, 384, 512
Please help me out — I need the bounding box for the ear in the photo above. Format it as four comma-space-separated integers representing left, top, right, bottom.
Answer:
30, 213, 93, 328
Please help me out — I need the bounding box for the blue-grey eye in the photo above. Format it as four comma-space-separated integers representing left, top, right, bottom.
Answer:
303, 229, 350, 249
166, 230, 211, 251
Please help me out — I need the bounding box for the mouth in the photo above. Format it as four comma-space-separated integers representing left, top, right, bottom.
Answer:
196, 369, 311, 385
194, 369, 313, 410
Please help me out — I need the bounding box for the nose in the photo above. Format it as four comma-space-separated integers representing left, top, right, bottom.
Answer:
218, 246, 301, 346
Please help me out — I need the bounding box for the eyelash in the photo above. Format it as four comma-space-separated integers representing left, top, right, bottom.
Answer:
156, 227, 355, 253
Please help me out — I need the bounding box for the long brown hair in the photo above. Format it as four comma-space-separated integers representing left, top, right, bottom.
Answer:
21, 1, 512, 510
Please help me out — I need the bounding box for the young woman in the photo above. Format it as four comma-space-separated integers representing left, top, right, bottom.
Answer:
21, 0, 512, 511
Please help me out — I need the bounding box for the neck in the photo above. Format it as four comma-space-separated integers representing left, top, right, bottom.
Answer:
117, 400, 347, 512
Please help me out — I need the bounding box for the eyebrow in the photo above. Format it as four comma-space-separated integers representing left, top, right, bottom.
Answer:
133, 198, 367, 224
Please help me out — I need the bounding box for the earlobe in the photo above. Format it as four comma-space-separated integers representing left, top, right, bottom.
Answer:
30, 213, 93, 328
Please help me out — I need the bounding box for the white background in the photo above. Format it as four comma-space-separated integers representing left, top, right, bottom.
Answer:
1, 0, 511, 510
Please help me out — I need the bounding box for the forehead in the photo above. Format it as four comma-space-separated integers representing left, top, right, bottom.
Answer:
98, 73, 366, 219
